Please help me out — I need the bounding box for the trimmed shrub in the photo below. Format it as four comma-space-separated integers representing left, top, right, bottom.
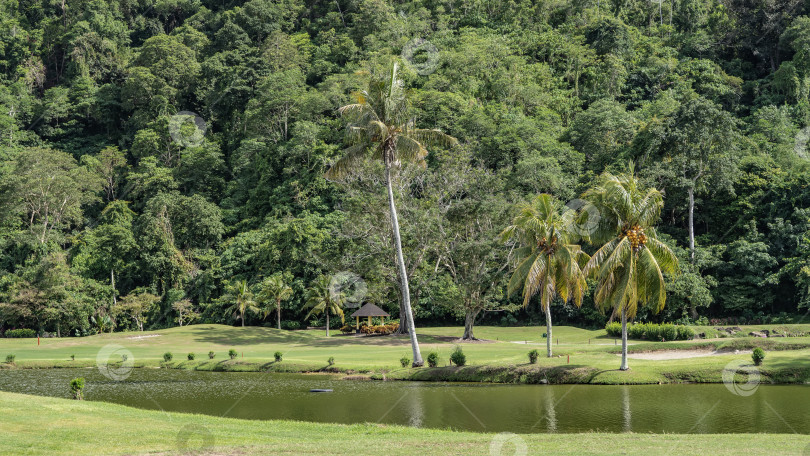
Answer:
274, 351, 283, 362
605, 322, 622, 337
5, 329, 36, 338
426, 351, 439, 367
281, 321, 301, 330
70, 377, 85, 400
228, 349, 238, 359
677, 325, 695, 340
5, 354, 15, 364
187, 353, 195, 361
752, 348, 765, 366
327, 356, 335, 366
660, 324, 677, 341
528, 349, 539, 364
208, 351, 215, 359
163, 352, 173, 362
70, 354, 75, 361
399, 356, 410, 368
450, 346, 466, 366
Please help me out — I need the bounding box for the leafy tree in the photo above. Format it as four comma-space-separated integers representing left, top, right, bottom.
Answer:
582, 168, 679, 370
222, 280, 258, 327
324, 63, 457, 366
258, 273, 293, 329
115, 291, 160, 331
501, 194, 589, 357
303, 275, 344, 337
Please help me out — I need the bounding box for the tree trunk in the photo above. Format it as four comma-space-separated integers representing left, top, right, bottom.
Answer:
687, 186, 698, 320
111, 269, 117, 307
462, 309, 479, 340
687, 187, 695, 263
277, 300, 282, 330
241, 310, 245, 327
326, 312, 330, 338
385, 165, 423, 366
545, 304, 553, 358
620, 307, 629, 371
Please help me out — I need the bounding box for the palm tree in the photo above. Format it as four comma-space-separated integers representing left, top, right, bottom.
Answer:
581, 168, 679, 370
258, 274, 293, 330
501, 194, 589, 358
325, 62, 457, 366
224, 280, 258, 327
303, 275, 345, 337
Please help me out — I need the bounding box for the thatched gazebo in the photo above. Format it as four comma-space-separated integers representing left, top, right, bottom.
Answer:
350, 303, 390, 331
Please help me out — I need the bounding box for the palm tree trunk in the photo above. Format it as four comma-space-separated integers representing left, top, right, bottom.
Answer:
620, 307, 629, 371
277, 300, 281, 330
385, 165, 423, 366
326, 312, 330, 337
688, 187, 695, 263
241, 309, 245, 327
545, 305, 553, 358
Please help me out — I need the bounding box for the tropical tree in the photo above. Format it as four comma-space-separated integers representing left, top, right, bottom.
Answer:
500, 194, 590, 357
223, 280, 258, 327
325, 62, 458, 366
258, 273, 293, 330
581, 169, 679, 370
303, 275, 344, 337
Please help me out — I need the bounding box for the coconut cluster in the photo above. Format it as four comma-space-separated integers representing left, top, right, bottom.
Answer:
623, 225, 647, 252
538, 236, 557, 255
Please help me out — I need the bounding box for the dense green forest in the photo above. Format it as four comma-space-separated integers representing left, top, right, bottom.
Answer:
1, 0, 810, 336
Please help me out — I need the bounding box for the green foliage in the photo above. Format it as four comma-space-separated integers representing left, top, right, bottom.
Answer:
163, 352, 173, 362
399, 356, 410, 368
4, 329, 35, 338
274, 351, 283, 362
613, 323, 695, 341
528, 349, 539, 364
187, 353, 195, 361
426, 352, 439, 368
752, 348, 766, 366
5, 354, 14, 364
208, 351, 215, 360
327, 356, 335, 366
70, 378, 85, 400
605, 322, 622, 337
450, 346, 466, 367
228, 349, 238, 359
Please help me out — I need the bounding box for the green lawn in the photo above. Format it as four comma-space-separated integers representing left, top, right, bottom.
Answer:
1, 391, 807, 456
2, 324, 810, 384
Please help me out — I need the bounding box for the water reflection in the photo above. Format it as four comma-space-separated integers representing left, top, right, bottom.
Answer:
0, 368, 809, 434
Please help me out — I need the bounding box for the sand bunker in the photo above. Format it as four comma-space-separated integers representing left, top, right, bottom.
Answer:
125, 334, 161, 340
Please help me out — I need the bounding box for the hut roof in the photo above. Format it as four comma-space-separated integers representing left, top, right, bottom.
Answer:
349, 303, 390, 318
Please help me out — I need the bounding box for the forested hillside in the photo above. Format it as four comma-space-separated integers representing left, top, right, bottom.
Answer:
1, 0, 809, 336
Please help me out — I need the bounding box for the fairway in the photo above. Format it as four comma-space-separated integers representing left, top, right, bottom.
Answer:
3, 324, 810, 385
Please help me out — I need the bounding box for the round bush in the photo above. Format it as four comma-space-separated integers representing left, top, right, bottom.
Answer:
187, 353, 195, 361
426, 351, 439, 367
450, 346, 466, 366
163, 352, 173, 362
274, 351, 283, 362
70, 377, 85, 400
399, 356, 410, 368
5, 354, 15, 364
208, 351, 215, 359
752, 347, 766, 366
228, 349, 238, 359
528, 349, 539, 364
327, 356, 335, 366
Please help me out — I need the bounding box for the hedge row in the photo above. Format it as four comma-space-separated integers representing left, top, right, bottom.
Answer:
605, 322, 694, 341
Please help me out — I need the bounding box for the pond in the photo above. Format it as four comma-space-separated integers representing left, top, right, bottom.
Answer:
1, 368, 808, 434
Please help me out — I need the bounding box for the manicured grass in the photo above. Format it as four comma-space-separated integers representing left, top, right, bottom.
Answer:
1, 391, 807, 456
3, 324, 810, 384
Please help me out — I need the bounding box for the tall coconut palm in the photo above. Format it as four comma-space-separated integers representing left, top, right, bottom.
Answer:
259, 274, 293, 330
581, 168, 679, 370
325, 63, 458, 366
224, 280, 258, 327
303, 275, 345, 337
500, 194, 589, 358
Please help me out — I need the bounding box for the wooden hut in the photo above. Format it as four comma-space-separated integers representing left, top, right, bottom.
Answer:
349, 303, 390, 331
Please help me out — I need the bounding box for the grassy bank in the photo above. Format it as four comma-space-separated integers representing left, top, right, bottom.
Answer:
3, 324, 810, 385
0, 391, 807, 455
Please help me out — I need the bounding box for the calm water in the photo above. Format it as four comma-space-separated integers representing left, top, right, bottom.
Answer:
1, 368, 808, 434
